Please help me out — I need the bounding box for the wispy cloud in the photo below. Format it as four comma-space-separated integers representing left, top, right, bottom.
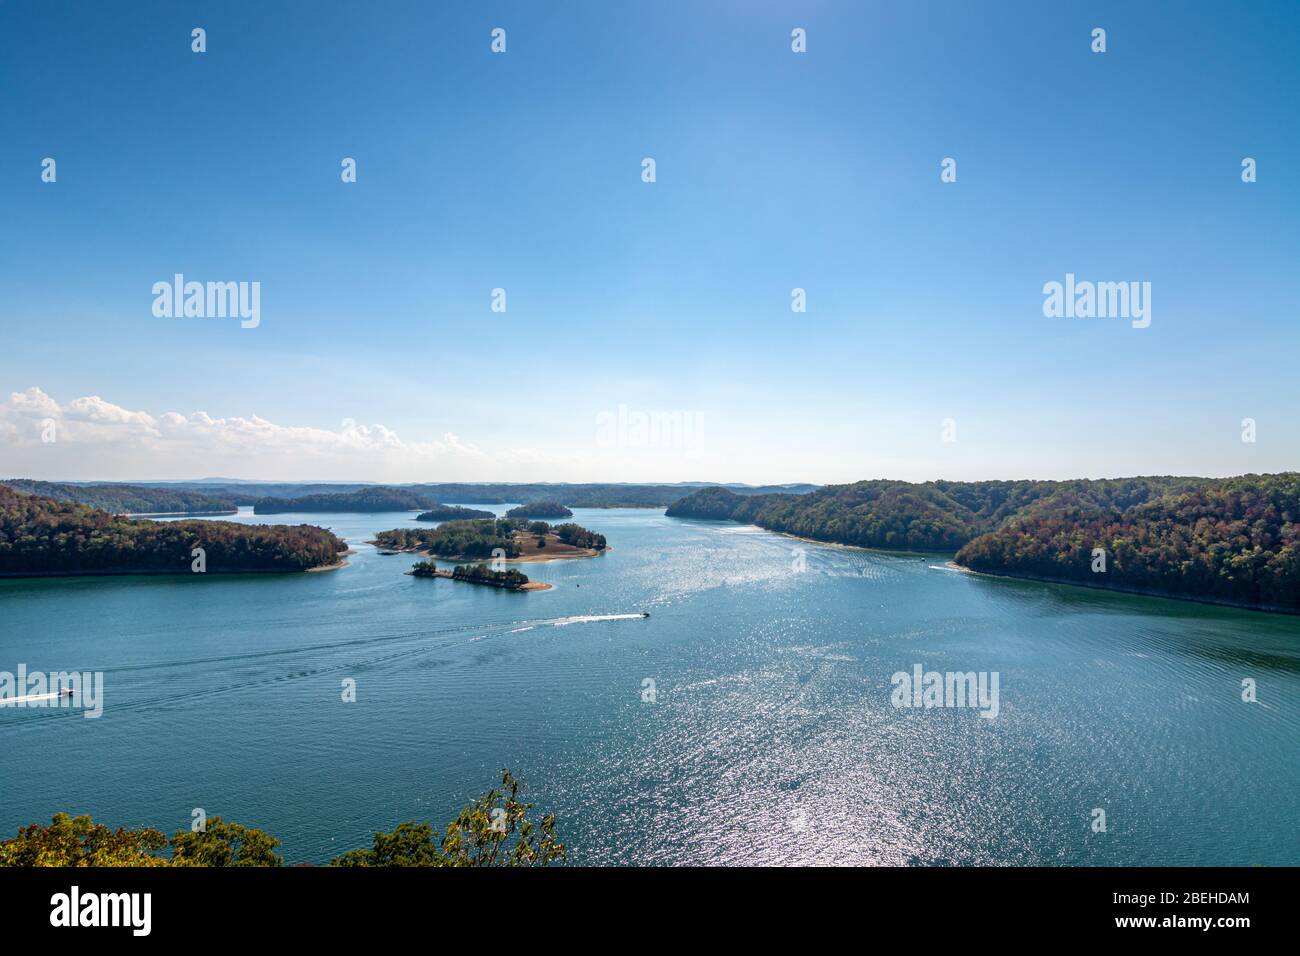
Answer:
0, 387, 514, 481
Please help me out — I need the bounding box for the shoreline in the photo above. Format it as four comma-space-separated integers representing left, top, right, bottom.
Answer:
699, 518, 1299, 617
721, 521, 950, 560
506, 545, 607, 563
120, 509, 240, 518
0, 561, 346, 580
945, 561, 1299, 617
306, 551, 354, 573
405, 568, 553, 591
372, 544, 608, 564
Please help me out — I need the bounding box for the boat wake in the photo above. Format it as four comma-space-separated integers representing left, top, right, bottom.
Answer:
0, 692, 65, 706
548, 613, 647, 627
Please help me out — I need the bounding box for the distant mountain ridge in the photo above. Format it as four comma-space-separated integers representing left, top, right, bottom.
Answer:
0, 479, 237, 515
15, 480, 819, 509
253, 487, 441, 514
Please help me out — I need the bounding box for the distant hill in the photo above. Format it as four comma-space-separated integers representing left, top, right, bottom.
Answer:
0, 479, 237, 515
253, 487, 440, 514
666, 475, 1300, 613
135, 481, 818, 508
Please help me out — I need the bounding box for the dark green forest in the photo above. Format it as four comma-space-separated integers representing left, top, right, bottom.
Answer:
1, 479, 237, 515
253, 487, 440, 513
955, 475, 1300, 610
505, 501, 573, 519
552, 522, 607, 551
667, 474, 1300, 611
374, 518, 606, 559
0, 486, 346, 576
411, 560, 532, 589
373, 518, 523, 558
415, 504, 496, 521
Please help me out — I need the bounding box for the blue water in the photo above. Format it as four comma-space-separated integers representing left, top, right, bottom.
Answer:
1, 507, 1297, 865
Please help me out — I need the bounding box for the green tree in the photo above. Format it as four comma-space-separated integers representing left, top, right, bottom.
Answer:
169, 816, 283, 867
330, 770, 565, 867
0, 812, 168, 867
330, 822, 441, 867
2, 772, 563, 867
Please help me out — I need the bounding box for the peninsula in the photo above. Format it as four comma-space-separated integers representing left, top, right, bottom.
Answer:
0, 485, 347, 577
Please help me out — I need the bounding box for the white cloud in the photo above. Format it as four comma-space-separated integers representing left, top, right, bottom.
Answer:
0, 387, 512, 481
0, 387, 739, 483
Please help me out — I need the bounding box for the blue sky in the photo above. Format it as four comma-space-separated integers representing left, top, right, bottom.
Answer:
2, 1, 1297, 483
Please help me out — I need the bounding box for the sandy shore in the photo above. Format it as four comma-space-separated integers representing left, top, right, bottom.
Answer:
506, 546, 606, 563
306, 559, 347, 573
373, 542, 608, 564
305, 548, 355, 573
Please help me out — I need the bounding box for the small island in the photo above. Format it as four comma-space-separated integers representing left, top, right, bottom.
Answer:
415, 504, 496, 521
372, 518, 606, 563
408, 560, 552, 591
505, 501, 573, 519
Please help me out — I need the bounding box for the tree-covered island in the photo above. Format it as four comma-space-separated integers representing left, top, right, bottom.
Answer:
505, 501, 573, 519
372, 518, 606, 563
416, 504, 497, 521
409, 561, 550, 591
253, 486, 441, 514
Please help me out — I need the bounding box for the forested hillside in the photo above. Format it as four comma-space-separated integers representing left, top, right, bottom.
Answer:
1, 479, 237, 515
253, 487, 440, 513
955, 474, 1300, 611
0, 486, 345, 576
667, 475, 1300, 611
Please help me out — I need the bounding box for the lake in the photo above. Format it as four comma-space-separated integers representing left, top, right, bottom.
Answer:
1, 507, 1296, 865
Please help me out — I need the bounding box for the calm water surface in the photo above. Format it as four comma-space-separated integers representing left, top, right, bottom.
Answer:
2, 507, 1297, 865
